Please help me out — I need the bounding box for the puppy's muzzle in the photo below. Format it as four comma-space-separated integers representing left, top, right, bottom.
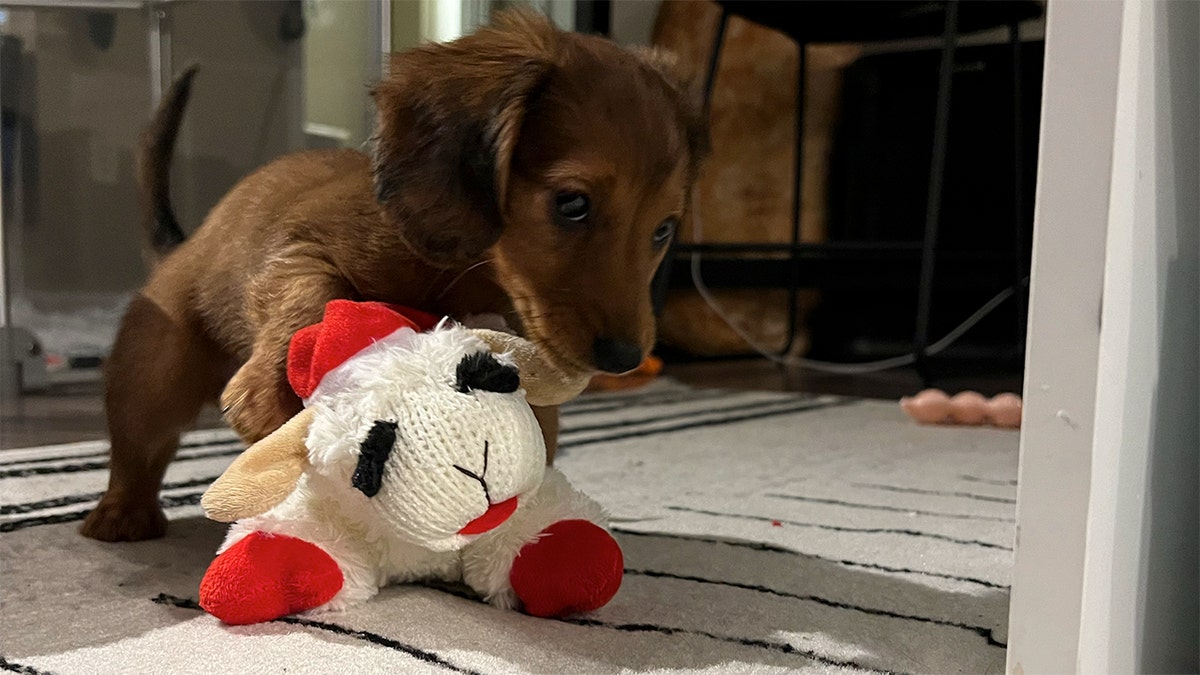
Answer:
592, 337, 643, 374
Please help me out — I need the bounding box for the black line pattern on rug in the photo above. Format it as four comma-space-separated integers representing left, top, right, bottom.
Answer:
0, 437, 241, 468
958, 475, 1018, 488
563, 396, 837, 436
852, 483, 1017, 504
561, 387, 735, 414
668, 506, 1014, 551
2, 398, 852, 512
611, 529, 1009, 590
625, 569, 1006, 648
557, 398, 856, 455
0, 656, 53, 675
0, 387, 730, 469
3, 399, 858, 535
764, 493, 1016, 523
0, 452, 107, 469
0, 477, 216, 515
562, 617, 903, 674
0, 398, 826, 480
0, 446, 243, 479
0, 493, 203, 533
423, 581, 901, 674
151, 594, 482, 675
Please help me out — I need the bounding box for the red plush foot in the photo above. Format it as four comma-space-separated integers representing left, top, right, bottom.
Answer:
199, 532, 343, 625
510, 519, 623, 618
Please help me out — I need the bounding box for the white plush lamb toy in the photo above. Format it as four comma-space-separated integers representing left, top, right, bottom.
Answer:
198, 300, 622, 625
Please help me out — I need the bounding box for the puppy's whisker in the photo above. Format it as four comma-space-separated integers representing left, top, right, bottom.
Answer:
436, 258, 494, 301
422, 268, 450, 299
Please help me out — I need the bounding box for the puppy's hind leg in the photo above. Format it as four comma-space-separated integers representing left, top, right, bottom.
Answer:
80, 295, 233, 542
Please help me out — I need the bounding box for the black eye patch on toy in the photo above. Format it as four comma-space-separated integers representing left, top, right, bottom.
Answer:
353, 420, 398, 498
456, 351, 520, 394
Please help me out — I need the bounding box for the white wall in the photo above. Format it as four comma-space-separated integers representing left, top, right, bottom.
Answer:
304, 0, 375, 148
610, 0, 660, 45
1077, 1, 1199, 671
1005, 2, 1121, 669
1008, 1, 1200, 671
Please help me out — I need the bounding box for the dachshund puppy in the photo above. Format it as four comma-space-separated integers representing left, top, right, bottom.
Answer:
80, 10, 706, 542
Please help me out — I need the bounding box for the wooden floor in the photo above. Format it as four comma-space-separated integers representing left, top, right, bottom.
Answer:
0, 360, 1021, 450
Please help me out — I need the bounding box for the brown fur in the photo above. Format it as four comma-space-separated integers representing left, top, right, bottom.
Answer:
80, 10, 705, 542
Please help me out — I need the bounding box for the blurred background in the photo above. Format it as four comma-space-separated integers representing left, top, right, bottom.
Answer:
0, 0, 1045, 443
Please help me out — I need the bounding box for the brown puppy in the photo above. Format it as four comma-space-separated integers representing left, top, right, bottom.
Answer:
80, 10, 706, 542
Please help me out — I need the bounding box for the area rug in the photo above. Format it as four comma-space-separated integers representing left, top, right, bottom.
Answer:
0, 381, 1018, 674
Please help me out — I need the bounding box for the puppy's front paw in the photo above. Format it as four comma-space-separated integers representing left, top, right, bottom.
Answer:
80, 494, 167, 542
221, 360, 300, 443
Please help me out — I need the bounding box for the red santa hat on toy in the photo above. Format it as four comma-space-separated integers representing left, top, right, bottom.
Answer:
287, 300, 442, 403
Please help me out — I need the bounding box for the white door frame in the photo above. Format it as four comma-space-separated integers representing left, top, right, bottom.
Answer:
1005, 2, 1122, 670
1007, 1, 1200, 671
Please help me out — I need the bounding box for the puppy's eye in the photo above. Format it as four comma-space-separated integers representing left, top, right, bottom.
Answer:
554, 192, 590, 225
653, 218, 678, 247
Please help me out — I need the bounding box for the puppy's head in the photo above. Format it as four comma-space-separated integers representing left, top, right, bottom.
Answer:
372, 10, 706, 377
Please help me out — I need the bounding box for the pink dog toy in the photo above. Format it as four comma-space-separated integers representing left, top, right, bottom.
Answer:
899, 389, 1022, 429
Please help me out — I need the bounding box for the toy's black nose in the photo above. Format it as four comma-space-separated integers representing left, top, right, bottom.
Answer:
592, 337, 643, 374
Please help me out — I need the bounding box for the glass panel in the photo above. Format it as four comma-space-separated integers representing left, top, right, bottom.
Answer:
303, 0, 378, 151
1, 5, 155, 390
0, 1, 381, 398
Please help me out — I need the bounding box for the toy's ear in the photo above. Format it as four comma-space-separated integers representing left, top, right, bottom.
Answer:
201, 408, 314, 523
468, 329, 590, 407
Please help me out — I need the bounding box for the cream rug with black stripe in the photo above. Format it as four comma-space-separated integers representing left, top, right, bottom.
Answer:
0, 381, 1017, 674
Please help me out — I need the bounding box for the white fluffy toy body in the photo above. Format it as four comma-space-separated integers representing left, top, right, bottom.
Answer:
198, 300, 622, 625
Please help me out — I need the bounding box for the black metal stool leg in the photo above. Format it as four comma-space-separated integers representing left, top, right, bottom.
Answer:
701, 9, 729, 118
780, 40, 808, 357
913, 0, 959, 386
653, 7, 729, 317
1009, 20, 1029, 351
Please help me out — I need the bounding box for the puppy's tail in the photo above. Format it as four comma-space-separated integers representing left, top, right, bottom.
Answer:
137, 65, 198, 258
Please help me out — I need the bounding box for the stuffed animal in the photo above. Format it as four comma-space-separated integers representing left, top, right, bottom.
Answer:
198, 300, 622, 625
899, 388, 1022, 429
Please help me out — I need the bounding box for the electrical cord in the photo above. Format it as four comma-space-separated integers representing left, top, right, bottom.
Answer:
687, 199, 1028, 375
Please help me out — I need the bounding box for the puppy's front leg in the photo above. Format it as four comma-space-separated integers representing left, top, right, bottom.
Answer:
222, 270, 350, 443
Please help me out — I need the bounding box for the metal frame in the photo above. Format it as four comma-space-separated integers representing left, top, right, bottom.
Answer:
146, 2, 169, 108
911, 0, 959, 380
378, 0, 391, 55
1009, 19, 1028, 350
572, 0, 608, 35
667, 0, 1031, 381
367, 0, 391, 144
0, 0, 143, 7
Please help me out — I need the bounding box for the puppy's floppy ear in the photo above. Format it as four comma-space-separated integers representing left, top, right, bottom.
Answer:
201, 408, 314, 523
628, 45, 710, 178
371, 9, 559, 267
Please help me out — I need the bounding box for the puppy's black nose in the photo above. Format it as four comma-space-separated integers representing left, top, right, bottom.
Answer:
592, 337, 644, 374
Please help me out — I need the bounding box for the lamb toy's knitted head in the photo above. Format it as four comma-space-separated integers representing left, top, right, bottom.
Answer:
201, 300, 591, 552
302, 316, 548, 551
